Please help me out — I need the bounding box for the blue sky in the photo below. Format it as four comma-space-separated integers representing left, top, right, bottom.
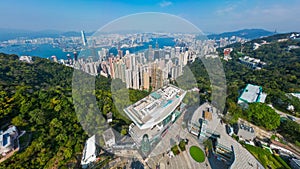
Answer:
0, 0, 299, 33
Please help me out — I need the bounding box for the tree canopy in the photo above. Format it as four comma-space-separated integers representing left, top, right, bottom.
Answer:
245, 103, 280, 130
0, 53, 147, 168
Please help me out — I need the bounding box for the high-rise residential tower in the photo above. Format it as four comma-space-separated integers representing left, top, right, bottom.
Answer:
81, 30, 88, 47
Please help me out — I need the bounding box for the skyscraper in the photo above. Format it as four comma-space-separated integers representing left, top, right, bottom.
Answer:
148, 45, 154, 61
183, 51, 189, 65
108, 57, 115, 79
155, 40, 159, 49
151, 63, 157, 89
81, 30, 88, 47
132, 70, 140, 90
73, 51, 78, 61
129, 54, 136, 70
66, 53, 72, 65
143, 71, 150, 91
125, 69, 132, 88
118, 49, 123, 58
114, 59, 126, 83
171, 65, 181, 80
156, 68, 163, 89
150, 63, 164, 90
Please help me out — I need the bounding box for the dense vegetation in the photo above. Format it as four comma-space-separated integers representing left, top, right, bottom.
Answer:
245, 103, 280, 130
0, 54, 85, 168
243, 144, 291, 169
278, 119, 300, 146
0, 53, 146, 168
220, 33, 300, 143
221, 33, 300, 115
243, 103, 280, 130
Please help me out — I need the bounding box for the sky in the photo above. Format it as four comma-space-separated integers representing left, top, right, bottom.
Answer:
0, 0, 300, 33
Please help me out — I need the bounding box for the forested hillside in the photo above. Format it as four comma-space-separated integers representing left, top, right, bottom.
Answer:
0, 54, 147, 168
221, 33, 300, 115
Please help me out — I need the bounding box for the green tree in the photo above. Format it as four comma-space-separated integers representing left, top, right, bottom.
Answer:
278, 119, 300, 144
121, 128, 127, 136
11, 115, 28, 127
246, 103, 280, 130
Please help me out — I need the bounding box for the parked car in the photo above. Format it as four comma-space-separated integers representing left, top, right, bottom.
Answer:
225, 124, 234, 136
287, 115, 296, 121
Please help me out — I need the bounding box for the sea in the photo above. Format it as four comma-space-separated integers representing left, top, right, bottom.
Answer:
0, 37, 176, 60
0, 44, 79, 60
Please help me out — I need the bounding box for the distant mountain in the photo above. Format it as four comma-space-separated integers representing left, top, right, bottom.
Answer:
0, 28, 94, 41
207, 29, 276, 40
0, 28, 276, 41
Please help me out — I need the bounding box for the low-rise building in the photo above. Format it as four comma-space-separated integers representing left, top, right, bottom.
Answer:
291, 93, 300, 100
239, 56, 266, 69
19, 56, 33, 63
290, 33, 300, 40
81, 135, 97, 169
214, 140, 235, 165
102, 128, 116, 148
223, 48, 233, 61
124, 84, 186, 154
0, 125, 19, 156
188, 102, 220, 141
237, 84, 267, 108
106, 112, 113, 124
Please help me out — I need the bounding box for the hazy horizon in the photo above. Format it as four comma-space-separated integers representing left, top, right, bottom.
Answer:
0, 27, 282, 34
0, 0, 300, 33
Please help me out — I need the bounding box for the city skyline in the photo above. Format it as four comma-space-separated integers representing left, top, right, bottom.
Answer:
0, 0, 300, 33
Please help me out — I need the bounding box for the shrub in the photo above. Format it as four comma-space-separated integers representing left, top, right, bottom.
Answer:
171, 145, 180, 155
179, 140, 186, 151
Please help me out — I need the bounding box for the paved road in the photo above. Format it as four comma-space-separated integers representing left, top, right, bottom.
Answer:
215, 123, 265, 169
268, 104, 300, 124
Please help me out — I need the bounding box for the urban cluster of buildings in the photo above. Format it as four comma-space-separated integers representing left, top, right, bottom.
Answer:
97, 46, 193, 90
63, 40, 206, 91
1, 31, 252, 94
220, 36, 246, 47
56, 32, 225, 91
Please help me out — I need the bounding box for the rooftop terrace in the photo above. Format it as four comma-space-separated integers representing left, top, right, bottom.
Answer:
124, 85, 186, 130
238, 84, 267, 104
